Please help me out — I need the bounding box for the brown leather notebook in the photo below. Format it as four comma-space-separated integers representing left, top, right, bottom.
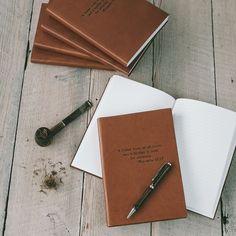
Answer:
34, 4, 95, 61
47, 0, 168, 67
31, 46, 112, 70
97, 109, 187, 226
42, 2, 149, 75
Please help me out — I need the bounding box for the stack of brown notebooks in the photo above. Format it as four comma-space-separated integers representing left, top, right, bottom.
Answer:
31, 0, 169, 75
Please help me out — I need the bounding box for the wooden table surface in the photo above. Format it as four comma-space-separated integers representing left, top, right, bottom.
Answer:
1, 0, 236, 235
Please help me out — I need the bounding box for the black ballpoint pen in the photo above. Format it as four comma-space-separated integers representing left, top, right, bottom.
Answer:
127, 162, 172, 219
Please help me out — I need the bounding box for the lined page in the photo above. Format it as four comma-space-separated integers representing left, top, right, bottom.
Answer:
71, 75, 175, 177
173, 98, 236, 218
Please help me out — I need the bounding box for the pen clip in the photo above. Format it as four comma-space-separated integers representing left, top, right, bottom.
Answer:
152, 162, 172, 183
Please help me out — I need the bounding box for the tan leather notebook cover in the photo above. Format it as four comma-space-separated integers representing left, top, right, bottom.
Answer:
31, 46, 112, 70
47, 0, 168, 66
97, 109, 187, 226
42, 3, 149, 75
34, 4, 95, 61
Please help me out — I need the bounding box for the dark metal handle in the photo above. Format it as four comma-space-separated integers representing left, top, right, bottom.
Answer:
50, 121, 66, 136
152, 162, 172, 186
134, 186, 153, 210
62, 100, 93, 125
35, 100, 93, 147
133, 162, 172, 211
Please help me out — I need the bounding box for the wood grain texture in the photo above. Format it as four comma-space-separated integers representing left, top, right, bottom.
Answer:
80, 0, 159, 234
152, 0, 222, 235
0, 0, 34, 233
153, 0, 216, 103
4, 0, 91, 235
213, 0, 236, 111
212, 0, 236, 235
80, 41, 155, 236
1, 0, 236, 234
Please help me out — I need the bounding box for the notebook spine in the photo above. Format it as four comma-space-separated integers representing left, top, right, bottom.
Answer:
46, 8, 127, 67
34, 42, 92, 60
97, 119, 112, 226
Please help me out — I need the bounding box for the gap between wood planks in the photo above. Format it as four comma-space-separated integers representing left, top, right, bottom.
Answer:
2, 1, 35, 235
152, 0, 163, 88
210, 1, 223, 234
210, 0, 218, 106
77, 0, 160, 235
210, 1, 230, 235
2, 0, 230, 235
78, 69, 92, 236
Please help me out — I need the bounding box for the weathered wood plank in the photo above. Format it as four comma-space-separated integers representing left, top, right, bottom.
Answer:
4, 1, 91, 235
154, 0, 216, 103
212, 0, 236, 235
213, 0, 236, 112
152, 0, 222, 235
79, 38, 155, 236
2, 0, 233, 235
79, 1, 162, 235
0, 0, 34, 233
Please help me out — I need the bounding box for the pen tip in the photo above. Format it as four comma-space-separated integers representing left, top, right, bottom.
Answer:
127, 208, 136, 219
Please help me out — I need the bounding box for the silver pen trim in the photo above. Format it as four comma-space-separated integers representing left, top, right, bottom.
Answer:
127, 207, 136, 219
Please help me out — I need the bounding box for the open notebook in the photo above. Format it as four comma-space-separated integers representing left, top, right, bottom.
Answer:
72, 75, 236, 218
